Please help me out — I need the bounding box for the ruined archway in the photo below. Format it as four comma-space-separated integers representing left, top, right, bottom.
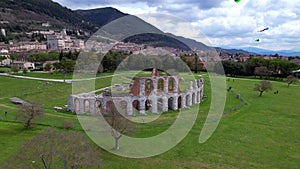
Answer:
84, 100, 90, 113
132, 100, 140, 114
168, 97, 174, 110
145, 79, 154, 96
168, 77, 175, 92
157, 78, 164, 93
145, 99, 152, 111
74, 98, 79, 113
178, 96, 182, 109
186, 94, 190, 107
192, 93, 196, 104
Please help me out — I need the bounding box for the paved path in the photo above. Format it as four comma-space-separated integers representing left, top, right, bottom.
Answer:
0, 73, 119, 83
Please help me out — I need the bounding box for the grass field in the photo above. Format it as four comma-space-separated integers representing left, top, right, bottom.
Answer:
0, 72, 299, 168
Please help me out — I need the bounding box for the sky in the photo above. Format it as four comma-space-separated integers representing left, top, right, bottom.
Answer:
53, 0, 300, 51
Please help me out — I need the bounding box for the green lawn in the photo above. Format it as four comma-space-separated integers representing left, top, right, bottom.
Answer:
0, 73, 299, 168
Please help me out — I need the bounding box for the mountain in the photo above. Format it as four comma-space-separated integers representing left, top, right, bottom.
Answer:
0, 0, 96, 32
215, 47, 257, 55
165, 33, 212, 51
243, 47, 300, 56
123, 33, 191, 51
76, 7, 128, 28
77, 8, 211, 51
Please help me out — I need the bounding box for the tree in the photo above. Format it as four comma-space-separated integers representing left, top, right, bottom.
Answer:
11, 65, 19, 73
287, 75, 298, 87
254, 66, 269, 79
60, 58, 75, 82
105, 102, 134, 150
1, 128, 101, 169
44, 63, 52, 72
16, 102, 45, 129
254, 80, 273, 96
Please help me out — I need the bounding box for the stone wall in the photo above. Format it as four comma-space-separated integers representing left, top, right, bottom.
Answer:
67, 76, 204, 116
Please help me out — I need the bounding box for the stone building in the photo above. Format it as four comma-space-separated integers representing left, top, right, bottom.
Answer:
67, 69, 204, 116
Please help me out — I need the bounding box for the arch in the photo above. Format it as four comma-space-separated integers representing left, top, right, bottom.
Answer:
94, 101, 102, 114
168, 77, 175, 92
168, 97, 174, 110
84, 100, 90, 112
186, 95, 190, 107
145, 79, 154, 96
157, 98, 163, 112
178, 96, 182, 109
145, 99, 152, 111
132, 100, 140, 114
74, 98, 79, 112
157, 78, 164, 92
192, 93, 196, 104
106, 101, 115, 116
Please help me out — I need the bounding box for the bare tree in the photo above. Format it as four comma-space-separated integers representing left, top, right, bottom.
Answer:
105, 102, 134, 150
1, 128, 101, 169
287, 75, 298, 87
16, 102, 45, 129
254, 80, 273, 96
254, 66, 269, 79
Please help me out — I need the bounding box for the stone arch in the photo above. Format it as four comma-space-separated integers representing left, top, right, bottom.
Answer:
145, 99, 152, 111
94, 101, 102, 114
168, 77, 175, 92
106, 101, 115, 116
132, 100, 140, 114
157, 78, 164, 92
178, 96, 182, 109
186, 94, 190, 107
192, 93, 196, 104
168, 97, 174, 110
145, 79, 154, 96
74, 98, 79, 112
84, 100, 90, 113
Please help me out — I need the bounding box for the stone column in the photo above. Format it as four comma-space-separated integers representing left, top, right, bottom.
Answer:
194, 80, 198, 89
153, 79, 158, 95
126, 99, 133, 116
162, 96, 168, 112
189, 81, 193, 91
174, 78, 179, 93
182, 95, 186, 108
173, 96, 178, 110
89, 99, 96, 115
187, 94, 192, 106
164, 78, 169, 94
139, 79, 145, 97
139, 98, 146, 115
151, 97, 158, 114
79, 98, 84, 114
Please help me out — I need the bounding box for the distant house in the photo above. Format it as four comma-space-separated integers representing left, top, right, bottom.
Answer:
47, 29, 85, 50
9, 42, 47, 53
13, 61, 35, 70
0, 49, 11, 66
291, 58, 300, 65
43, 60, 59, 72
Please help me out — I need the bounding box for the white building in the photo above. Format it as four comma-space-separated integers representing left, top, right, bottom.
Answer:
13, 61, 35, 70
47, 29, 85, 50
9, 42, 47, 53
0, 49, 11, 66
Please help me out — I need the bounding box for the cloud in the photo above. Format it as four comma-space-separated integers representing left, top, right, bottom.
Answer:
53, 0, 300, 51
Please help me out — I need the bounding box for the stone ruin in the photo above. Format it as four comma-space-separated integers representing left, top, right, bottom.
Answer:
67, 69, 204, 116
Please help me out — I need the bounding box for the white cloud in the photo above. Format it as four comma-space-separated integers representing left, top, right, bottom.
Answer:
53, 0, 300, 51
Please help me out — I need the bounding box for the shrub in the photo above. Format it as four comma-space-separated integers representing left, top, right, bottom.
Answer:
62, 120, 73, 129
